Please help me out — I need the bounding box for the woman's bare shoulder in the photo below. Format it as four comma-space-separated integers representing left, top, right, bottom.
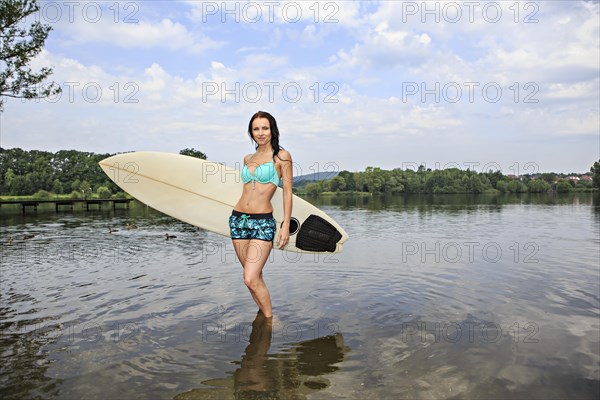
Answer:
275, 150, 292, 163
243, 153, 254, 165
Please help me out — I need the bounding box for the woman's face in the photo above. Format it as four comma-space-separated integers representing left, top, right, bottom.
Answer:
251, 117, 271, 147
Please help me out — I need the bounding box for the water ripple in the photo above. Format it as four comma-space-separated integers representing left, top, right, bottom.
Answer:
1, 196, 599, 399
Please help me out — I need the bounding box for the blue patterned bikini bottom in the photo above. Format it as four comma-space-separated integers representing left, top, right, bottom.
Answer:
229, 210, 276, 241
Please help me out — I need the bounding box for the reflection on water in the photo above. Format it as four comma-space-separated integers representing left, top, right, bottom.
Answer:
356, 312, 599, 399
1, 193, 599, 399
0, 298, 62, 399
312, 191, 598, 210
175, 311, 346, 399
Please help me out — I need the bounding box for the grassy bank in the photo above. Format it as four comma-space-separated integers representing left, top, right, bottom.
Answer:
0, 193, 131, 201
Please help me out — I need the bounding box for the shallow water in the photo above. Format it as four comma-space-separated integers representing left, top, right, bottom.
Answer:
1, 193, 599, 399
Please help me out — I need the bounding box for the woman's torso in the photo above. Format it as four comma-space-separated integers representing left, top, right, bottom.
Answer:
234, 155, 281, 213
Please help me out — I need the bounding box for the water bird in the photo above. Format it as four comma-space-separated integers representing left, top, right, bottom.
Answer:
108, 227, 119, 233
22, 234, 35, 240
6, 237, 14, 246
127, 223, 138, 230
165, 233, 177, 240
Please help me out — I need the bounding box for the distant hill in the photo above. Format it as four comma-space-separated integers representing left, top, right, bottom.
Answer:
293, 171, 339, 187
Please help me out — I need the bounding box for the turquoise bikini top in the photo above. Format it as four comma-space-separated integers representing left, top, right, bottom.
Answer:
241, 157, 280, 187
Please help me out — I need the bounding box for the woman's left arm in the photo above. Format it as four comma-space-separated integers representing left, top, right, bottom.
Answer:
277, 151, 293, 249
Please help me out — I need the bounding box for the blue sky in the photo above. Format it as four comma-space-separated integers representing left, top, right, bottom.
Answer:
1, 0, 599, 175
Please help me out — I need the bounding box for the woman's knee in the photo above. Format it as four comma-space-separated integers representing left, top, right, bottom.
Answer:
244, 273, 262, 291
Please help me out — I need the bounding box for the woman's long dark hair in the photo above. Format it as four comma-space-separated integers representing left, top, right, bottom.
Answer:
247, 111, 286, 159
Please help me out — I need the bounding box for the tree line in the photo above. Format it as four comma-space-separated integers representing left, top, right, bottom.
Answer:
1, 148, 598, 198
0, 148, 206, 198
301, 162, 600, 195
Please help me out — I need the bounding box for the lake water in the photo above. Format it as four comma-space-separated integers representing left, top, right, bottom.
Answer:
1, 193, 599, 399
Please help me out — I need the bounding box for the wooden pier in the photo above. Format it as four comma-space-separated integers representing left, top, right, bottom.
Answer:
0, 198, 134, 214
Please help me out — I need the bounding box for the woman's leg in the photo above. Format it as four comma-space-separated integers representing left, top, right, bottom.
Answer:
233, 239, 262, 308
242, 240, 273, 317
232, 239, 250, 267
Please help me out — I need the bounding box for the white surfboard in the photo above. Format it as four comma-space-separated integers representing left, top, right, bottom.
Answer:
99, 152, 348, 253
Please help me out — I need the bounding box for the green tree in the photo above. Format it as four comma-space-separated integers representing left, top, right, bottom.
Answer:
32, 189, 51, 199
79, 180, 92, 198
3, 167, 15, 193
51, 178, 63, 194
10, 173, 32, 195
305, 181, 323, 195
180, 148, 207, 159
384, 175, 404, 194
591, 160, 600, 189
0, 148, 124, 196
538, 173, 556, 185
71, 178, 81, 193
507, 180, 528, 193
555, 179, 572, 193
329, 175, 346, 192
498, 180, 511, 193
469, 174, 487, 193
337, 170, 354, 191
576, 179, 592, 190
364, 167, 384, 194
485, 170, 504, 189
0, 147, 29, 177
353, 172, 367, 192
0, 0, 61, 110
96, 186, 111, 198
29, 151, 53, 191
405, 169, 425, 193
527, 179, 551, 193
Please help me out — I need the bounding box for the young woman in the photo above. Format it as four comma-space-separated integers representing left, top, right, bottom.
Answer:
229, 111, 293, 318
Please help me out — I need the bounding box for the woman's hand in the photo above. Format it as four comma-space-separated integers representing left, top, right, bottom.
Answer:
277, 221, 290, 249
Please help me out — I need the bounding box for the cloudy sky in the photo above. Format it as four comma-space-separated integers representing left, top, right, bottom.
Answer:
1, 0, 598, 175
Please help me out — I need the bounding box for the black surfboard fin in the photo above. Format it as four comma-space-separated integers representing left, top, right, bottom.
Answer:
295, 214, 343, 252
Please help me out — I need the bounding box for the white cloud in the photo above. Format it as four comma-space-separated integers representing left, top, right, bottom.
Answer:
331, 20, 434, 69
547, 79, 600, 101
3, 1, 598, 174
185, 0, 362, 26
54, 12, 223, 53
